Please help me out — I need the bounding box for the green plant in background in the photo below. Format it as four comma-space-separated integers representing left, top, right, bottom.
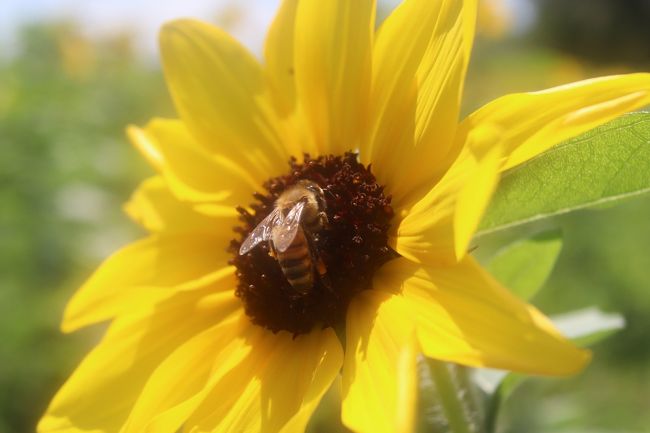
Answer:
0, 22, 172, 433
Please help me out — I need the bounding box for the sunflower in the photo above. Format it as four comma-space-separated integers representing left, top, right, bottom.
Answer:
39, 1, 650, 432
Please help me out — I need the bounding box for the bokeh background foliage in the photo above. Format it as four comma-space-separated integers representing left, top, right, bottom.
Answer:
0, 22, 172, 433
0, 1, 648, 432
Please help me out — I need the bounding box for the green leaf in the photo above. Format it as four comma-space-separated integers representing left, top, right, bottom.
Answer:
478, 111, 650, 235
487, 230, 563, 300
475, 370, 525, 433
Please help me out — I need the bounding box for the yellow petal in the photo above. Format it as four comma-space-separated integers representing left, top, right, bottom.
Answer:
461, 73, 650, 171
374, 257, 591, 375
294, 0, 375, 155
342, 290, 418, 433
264, 0, 315, 157
124, 176, 234, 233
364, 0, 477, 206
121, 312, 249, 433
264, 0, 299, 116
62, 233, 235, 332
452, 130, 503, 259
127, 119, 258, 205
159, 19, 293, 179
392, 126, 503, 264
38, 290, 240, 433
185, 327, 343, 433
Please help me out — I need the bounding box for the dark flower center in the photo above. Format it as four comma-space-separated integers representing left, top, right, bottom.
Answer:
229, 152, 396, 335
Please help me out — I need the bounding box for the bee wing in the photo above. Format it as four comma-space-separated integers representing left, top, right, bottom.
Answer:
239, 208, 282, 255
273, 200, 306, 253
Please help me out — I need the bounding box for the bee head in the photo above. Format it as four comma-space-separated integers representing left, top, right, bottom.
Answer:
297, 179, 326, 210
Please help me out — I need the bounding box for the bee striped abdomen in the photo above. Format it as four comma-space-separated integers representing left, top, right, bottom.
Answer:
277, 229, 314, 293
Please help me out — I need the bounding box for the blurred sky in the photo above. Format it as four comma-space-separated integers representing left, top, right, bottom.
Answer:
0, 0, 535, 59
0, 0, 281, 58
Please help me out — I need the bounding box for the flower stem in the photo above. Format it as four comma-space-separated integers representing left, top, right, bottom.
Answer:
418, 358, 485, 433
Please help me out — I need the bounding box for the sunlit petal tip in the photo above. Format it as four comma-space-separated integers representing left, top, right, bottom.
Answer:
127, 124, 163, 170
534, 72, 650, 95
60, 311, 80, 334
158, 18, 202, 50
528, 319, 593, 376
122, 178, 165, 232
571, 349, 593, 374
61, 287, 105, 333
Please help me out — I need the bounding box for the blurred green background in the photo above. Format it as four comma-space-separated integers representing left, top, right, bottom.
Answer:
0, 1, 648, 432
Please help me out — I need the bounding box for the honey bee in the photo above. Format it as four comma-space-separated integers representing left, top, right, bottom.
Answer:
239, 180, 328, 293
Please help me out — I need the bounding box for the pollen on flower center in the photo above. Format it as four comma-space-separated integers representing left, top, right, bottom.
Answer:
229, 152, 396, 335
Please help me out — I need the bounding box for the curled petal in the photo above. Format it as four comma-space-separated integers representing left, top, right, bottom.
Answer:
461, 73, 650, 170
127, 119, 257, 207
364, 0, 478, 206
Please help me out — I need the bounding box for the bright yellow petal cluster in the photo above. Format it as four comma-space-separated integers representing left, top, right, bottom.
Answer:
40, 1, 650, 433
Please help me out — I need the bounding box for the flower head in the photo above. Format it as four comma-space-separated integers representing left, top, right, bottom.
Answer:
40, 1, 650, 433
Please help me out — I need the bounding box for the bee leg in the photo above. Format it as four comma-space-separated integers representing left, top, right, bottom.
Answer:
319, 274, 334, 293
318, 211, 329, 228
315, 255, 327, 278
313, 254, 336, 293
